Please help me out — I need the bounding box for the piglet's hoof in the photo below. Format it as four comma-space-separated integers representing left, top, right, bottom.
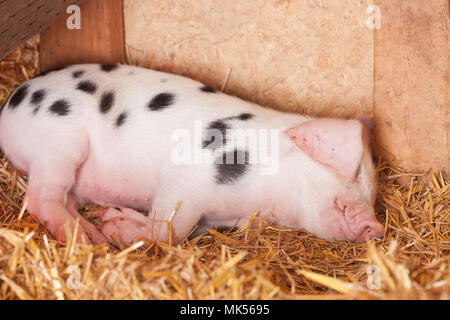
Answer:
94, 207, 149, 247
79, 219, 110, 245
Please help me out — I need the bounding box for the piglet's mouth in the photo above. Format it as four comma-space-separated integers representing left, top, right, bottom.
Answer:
335, 200, 384, 243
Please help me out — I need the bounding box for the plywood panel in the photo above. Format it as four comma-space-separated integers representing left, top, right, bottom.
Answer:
39, 0, 125, 72
124, 0, 374, 118
374, 0, 449, 171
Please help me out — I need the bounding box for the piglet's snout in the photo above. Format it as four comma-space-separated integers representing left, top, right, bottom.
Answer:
345, 205, 384, 242
355, 220, 384, 243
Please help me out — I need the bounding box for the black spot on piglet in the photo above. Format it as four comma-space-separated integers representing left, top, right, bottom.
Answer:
148, 92, 175, 111
72, 70, 84, 78
77, 80, 97, 94
203, 120, 229, 149
237, 113, 254, 121
49, 99, 70, 116
101, 64, 118, 72
115, 112, 128, 127
31, 89, 46, 105
200, 86, 216, 93
225, 113, 254, 121
100, 91, 115, 113
8, 84, 29, 109
215, 149, 250, 185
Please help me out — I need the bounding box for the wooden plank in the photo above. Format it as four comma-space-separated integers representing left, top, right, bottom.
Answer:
0, 0, 83, 59
124, 0, 373, 118
39, 0, 125, 72
373, 0, 449, 171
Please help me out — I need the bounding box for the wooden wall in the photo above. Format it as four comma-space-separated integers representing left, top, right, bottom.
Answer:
39, 0, 125, 71
0, 0, 83, 59
39, 0, 449, 172
373, 0, 449, 171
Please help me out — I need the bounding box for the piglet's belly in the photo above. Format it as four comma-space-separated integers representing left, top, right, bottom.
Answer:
70, 156, 154, 211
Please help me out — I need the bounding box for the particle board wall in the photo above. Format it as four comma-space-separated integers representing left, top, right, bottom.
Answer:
124, 0, 374, 118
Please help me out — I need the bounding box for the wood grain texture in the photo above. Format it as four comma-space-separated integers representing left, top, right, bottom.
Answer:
374, 0, 449, 171
0, 0, 83, 59
124, 0, 374, 118
39, 0, 125, 72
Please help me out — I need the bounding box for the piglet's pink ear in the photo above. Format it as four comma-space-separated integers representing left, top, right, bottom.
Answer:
357, 114, 374, 154
284, 119, 363, 182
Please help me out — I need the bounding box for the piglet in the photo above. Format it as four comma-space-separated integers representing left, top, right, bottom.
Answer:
0, 64, 384, 245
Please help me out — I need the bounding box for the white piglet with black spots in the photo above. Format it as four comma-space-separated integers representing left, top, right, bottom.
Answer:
0, 64, 384, 245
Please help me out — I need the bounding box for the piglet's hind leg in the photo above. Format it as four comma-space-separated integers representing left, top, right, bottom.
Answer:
25, 159, 90, 243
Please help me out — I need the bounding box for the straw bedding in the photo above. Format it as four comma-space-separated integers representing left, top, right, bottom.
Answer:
0, 38, 448, 300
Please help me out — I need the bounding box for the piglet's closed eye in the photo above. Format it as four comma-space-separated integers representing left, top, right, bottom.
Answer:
284, 119, 364, 182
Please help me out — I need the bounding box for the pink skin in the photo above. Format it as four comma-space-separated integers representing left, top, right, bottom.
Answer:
0, 64, 384, 246
286, 117, 384, 243
66, 195, 109, 244
320, 199, 384, 243
25, 183, 107, 244
284, 118, 364, 182
14, 115, 384, 246
94, 207, 148, 246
